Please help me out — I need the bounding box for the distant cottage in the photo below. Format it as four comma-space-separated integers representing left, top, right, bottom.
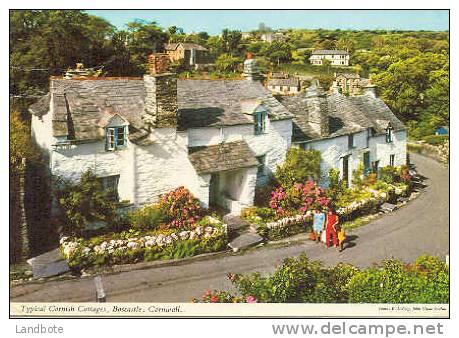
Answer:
310, 50, 350, 66
29, 54, 406, 214
334, 73, 371, 96
267, 77, 300, 95
164, 42, 211, 69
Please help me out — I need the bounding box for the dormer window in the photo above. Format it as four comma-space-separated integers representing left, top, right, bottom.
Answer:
385, 124, 393, 143
254, 111, 267, 135
106, 126, 127, 151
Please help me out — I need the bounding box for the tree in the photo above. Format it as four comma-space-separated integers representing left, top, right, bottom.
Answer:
55, 171, 118, 236
262, 41, 293, 65
215, 53, 241, 73
125, 20, 168, 75
221, 29, 242, 55
335, 38, 355, 53
275, 148, 322, 188
372, 52, 449, 122
10, 10, 115, 96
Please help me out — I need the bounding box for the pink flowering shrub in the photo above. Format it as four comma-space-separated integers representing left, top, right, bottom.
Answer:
158, 186, 203, 229
192, 289, 258, 303
269, 181, 330, 217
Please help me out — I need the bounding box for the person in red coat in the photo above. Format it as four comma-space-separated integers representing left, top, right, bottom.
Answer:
325, 209, 339, 248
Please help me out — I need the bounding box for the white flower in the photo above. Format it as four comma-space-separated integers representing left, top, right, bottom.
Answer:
145, 239, 156, 247
127, 241, 139, 249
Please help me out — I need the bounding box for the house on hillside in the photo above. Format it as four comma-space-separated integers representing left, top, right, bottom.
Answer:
29, 54, 292, 215
267, 77, 300, 95
261, 32, 285, 43
280, 81, 407, 186
334, 73, 371, 96
164, 42, 212, 69
309, 50, 350, 66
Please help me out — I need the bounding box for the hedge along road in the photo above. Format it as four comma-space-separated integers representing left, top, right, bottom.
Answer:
11, 153, 449, 303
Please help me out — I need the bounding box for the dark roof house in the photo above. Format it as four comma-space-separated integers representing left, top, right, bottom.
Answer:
280, 81, 405, 142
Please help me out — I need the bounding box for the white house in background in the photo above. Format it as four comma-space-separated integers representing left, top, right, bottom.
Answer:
267, 77, 301, 95
281, 81, 407, 185
29, 54, 292, 215
310, 50, 350, 66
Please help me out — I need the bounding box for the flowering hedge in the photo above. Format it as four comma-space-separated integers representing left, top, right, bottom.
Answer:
257, 213, 312, 240
194, 255, 449, 303
269, 181, 330, 217
60, 216, 228, 269
158, 186, 203, 228
192, 290, 258, 303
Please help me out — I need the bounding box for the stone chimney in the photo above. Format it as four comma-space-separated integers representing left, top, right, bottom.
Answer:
143, 53, 178, 128
243, 53, 262, 81
305, 80, 329, 137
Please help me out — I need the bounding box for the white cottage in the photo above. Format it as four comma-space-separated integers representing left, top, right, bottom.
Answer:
309, 50, 350, 66
280, 82, 407, 185
29, 54, 293, 214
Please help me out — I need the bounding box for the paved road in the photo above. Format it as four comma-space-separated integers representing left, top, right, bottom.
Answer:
11, 153, 449, 303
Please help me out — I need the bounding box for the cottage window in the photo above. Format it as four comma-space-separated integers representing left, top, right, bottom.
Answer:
385, 125, 393, 143
256, 155, 266, 177
390, 154, 395, 167
348, 133, 354, 149
254, 111, 267, 135
98, 175, 120, 201
106, 126, 127, 150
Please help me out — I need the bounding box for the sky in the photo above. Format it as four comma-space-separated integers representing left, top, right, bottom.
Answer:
86, 10, 449, 34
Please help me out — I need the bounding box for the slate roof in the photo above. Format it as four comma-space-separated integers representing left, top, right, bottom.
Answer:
29, 77, 292, 141
188, 140, 259, 174
280, 82, 405, 143
336, 73, 360, 79
164, 43, 208, 51
267, 77, 300, 87
311, 50, 349, 55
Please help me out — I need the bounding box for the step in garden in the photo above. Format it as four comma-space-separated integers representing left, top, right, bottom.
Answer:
380, 202, 397, 213
27, 248, 70, 278
228, 233, 264, 252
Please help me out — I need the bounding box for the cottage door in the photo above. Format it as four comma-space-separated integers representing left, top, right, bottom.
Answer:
209, 174, 220, 208
342, 156, 349, 187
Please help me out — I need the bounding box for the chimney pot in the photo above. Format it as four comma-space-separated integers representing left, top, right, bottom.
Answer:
148, 53, 171, 75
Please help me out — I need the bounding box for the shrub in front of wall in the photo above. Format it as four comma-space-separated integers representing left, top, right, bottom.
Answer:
422, 134, 449, 146
346, 256, 449, 304
275, 148, 322, 189
54, 171, 118, 236
126, 204, 166, 231
379, 166, 399, 184
157, 186, 203, 229
269, 181, 330, 218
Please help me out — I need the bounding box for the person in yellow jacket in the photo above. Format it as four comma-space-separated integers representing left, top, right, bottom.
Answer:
336, 224, 346, 252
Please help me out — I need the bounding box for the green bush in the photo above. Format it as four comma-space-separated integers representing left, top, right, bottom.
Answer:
275, 148, 322, 189
347, 256, 449, 303
422, 134, 449, 145
126, 204, 165, 231
201, 255, 448, 304
54, 171, 118, 236
379, 166, 399, 184
231, 255, 358, 303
